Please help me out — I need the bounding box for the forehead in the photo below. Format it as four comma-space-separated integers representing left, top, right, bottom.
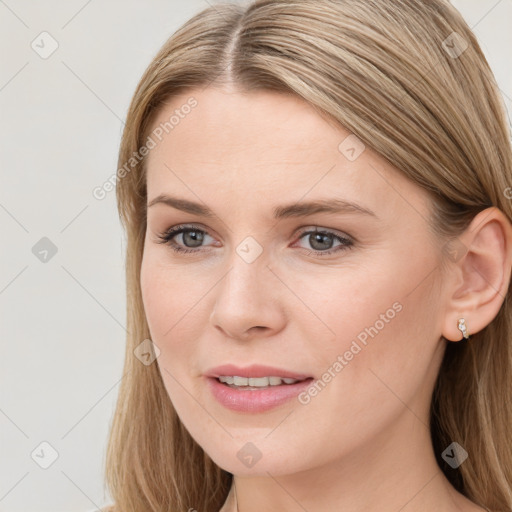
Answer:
145, 87, 429, 222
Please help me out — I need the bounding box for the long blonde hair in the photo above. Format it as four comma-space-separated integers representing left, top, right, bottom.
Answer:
104, 1, 512, 510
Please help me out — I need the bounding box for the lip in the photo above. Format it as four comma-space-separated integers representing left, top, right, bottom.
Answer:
204, 364, 312, 380
206, 376, 314, 413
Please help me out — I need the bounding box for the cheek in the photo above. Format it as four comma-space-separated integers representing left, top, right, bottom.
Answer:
141, 245, 194, 335
140, 255, 172, 341
140, 250, 212, 376
140, 255, 202, 420
295, 252, 443, 434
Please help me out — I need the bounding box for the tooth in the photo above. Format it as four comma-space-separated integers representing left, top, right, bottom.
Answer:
249, 377, 270, 386
218, 375, 303, 387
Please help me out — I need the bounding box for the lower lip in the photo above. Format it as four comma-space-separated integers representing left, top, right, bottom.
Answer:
206, 377, 314, 413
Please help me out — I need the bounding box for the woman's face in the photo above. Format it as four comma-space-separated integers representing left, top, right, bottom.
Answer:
141, 86, 449, 476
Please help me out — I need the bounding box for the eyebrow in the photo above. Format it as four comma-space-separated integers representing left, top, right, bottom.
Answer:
148, 194, 377, 219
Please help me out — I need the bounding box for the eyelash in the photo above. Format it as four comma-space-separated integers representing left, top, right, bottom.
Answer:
156, 223, 354, 257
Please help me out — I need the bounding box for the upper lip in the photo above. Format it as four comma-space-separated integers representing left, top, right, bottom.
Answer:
204, 364, 312, 380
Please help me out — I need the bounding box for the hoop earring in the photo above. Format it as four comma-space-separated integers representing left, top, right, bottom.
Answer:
457, 318, 470, 340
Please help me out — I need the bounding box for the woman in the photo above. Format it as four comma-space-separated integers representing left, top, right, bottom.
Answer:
104, 1, 512, 510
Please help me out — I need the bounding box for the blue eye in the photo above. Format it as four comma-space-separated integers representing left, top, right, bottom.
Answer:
156, 224, 354, 256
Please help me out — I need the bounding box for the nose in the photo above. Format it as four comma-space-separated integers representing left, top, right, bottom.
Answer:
209, 255, 286, 341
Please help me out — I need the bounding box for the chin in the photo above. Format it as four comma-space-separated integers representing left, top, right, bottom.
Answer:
203, 440, 309, 477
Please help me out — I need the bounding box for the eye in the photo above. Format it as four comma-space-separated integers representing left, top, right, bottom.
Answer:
294, 228, 354, 256
156, 224, 354, 257
155, 224, 216, 254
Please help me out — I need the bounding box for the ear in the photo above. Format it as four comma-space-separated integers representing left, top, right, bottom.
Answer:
441, 206, 512, 342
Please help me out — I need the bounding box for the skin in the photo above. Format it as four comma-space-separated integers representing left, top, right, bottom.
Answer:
140, 86, 512, 512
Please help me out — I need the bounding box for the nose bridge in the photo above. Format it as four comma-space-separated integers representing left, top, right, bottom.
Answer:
222, 229, 271, 294
209, 241, 284, 338
219, 245, 271, 310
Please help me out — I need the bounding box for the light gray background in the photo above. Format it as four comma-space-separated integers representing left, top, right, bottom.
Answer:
0, 1, 510, 511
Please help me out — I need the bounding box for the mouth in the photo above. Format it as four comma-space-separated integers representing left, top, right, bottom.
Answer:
205, 374, 315, 413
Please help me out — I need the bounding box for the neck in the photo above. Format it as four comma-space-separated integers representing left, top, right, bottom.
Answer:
230, 410, 471, 512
